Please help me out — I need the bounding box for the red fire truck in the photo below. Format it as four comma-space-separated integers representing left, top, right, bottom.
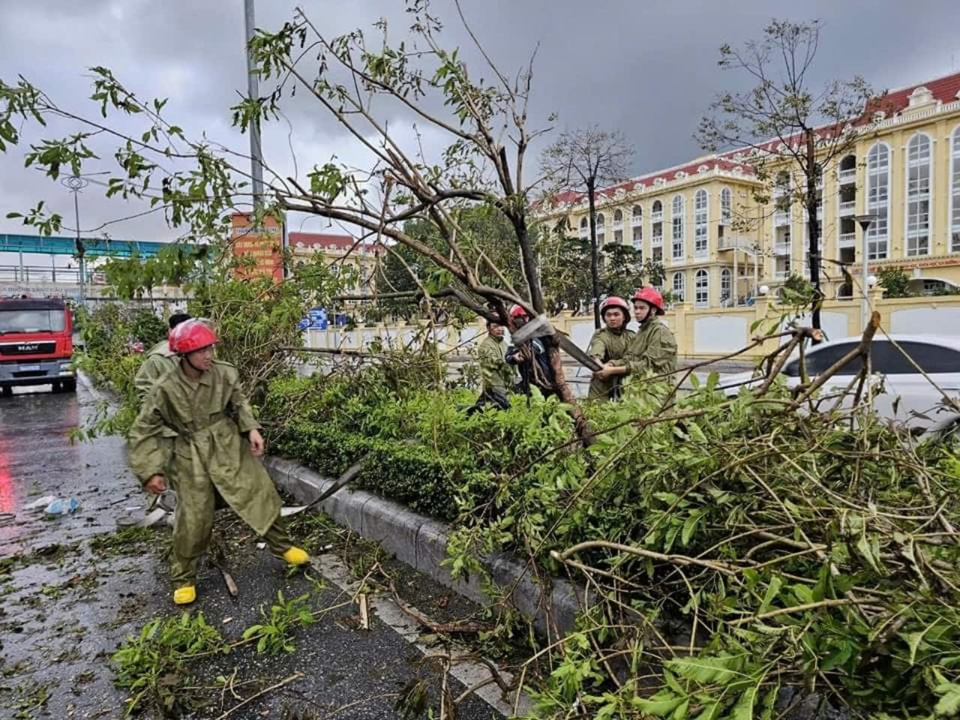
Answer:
0, 296, 76, 396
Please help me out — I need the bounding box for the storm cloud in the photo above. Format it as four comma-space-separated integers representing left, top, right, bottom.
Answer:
1, 0, 958, 245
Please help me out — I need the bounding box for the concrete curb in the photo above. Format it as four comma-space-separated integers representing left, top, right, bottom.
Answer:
264, 456, 583, 637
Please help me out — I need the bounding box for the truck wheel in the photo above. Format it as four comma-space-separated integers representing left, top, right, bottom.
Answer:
63, 378, 77, 393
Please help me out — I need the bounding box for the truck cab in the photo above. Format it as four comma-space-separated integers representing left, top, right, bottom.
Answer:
0, 296, 76, 396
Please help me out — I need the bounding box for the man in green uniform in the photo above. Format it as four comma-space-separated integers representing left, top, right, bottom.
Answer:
470, 320, 516, 413
593, 287, 677, 385
134, 312, 191, 403
128, 319, 310, 605
587, 296, 635, 402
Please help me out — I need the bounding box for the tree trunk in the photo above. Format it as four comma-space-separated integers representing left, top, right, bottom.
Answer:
806, 129, 823, 338
515, 217, 545, 314
545, 341, 590, 443
587, 179, 601, 330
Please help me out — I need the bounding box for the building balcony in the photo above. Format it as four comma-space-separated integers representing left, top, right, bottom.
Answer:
839, 232, 856, 247
631, 216, 642, 226
839, 200, 856, 216
774, 211, 790, 226
774, 241, 791, 256
838, 167, 856, 185
613, 220, 623, 230
774, 270, 790, 281
651, 211, 663, 222
651, 235, 663, 246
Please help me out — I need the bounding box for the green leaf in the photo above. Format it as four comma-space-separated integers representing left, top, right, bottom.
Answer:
758, 576, 783, 615
681, 512, 702, 546
729, 685, 757, 720
633, 691, 685, 717
934, 682, 960, 717
665, 655, 742, 686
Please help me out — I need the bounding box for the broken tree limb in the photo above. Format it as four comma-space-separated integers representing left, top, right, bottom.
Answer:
389, 582, 492, 634
787, 310, 880, 412
282, 454, 372, 518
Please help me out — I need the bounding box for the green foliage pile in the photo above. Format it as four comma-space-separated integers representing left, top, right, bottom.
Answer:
262, 365, 960, 719
112, 612, 226, 716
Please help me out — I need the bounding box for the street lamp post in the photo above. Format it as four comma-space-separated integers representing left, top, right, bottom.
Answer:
244, 0, 264, 209
855, 214, 877, 331
62, 174, 89, 307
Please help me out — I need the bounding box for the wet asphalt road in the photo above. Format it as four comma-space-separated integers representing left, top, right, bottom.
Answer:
0, 381, 506, 719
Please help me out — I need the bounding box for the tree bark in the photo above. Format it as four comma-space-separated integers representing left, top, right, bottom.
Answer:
587, 178, 601, 329
806, 129, 823, 339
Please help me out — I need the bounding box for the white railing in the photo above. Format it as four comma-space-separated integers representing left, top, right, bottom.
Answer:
774, 242, 791, 255
774, 212, 790, 226
839, 232, 856, 247
631, 215, 642, 226
839, 200, 856, 215
774, 270, 790, 281
651, 234, 663, 246
651, 211, 663, 222
613, 220, 623, 230
838, 167, 856, 184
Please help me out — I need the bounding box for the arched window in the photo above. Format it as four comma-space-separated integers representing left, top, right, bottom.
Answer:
694, 269, 709, 308
694, 189, 708, 257
671, 195, 685, 261
866, 144, 890, 260
652, 200, 663, 219
596, 213, 606, 244
613, 209, 624, 244
613, 209, 623, 226
905, 134, 932, 256
579, 217, 588, 239
720, 268, 732, 303
950, 126, 960, 253
631, 205, 643, 225
839, 154, 857, 182
672, 272, 685, 302
720, 187, 732, 224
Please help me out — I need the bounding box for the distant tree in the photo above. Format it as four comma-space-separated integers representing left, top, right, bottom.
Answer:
541, 126, 635, 328
697, 19, 877, 334
877, 266, 913, 299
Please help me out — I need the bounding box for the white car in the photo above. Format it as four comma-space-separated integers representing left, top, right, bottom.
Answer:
720, 334, 960, 428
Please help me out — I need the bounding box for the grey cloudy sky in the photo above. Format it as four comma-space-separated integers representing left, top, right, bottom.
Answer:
1, 0, 959, 253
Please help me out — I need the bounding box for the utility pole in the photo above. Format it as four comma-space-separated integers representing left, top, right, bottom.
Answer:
244, 0, 264, 210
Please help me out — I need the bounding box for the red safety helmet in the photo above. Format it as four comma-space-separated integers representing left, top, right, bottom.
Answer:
169, 319, 218, 354
632, 286, 666, 316
599, 296, 630, 318
508, 304, 529, 319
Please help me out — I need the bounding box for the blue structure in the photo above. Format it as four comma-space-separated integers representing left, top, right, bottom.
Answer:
0, 233, 196, 259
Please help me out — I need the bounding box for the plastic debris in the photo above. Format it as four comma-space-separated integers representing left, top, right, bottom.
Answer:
44, 497, 80, 517
24, 495, 57, 511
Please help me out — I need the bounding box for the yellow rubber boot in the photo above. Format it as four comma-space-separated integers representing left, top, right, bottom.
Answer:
282, 547, 310, 566
173, 585, 197, 605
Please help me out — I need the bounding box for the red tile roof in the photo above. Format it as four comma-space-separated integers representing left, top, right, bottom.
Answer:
550, 71, 960, 208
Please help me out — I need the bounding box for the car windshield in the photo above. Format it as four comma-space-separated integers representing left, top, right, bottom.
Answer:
0, 309, 66, 334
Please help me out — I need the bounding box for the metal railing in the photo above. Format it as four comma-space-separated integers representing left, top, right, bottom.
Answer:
774, 212, 790, 226
839, 200, 856, 215
0, 265, 93, 284
774, 242, 791, 255
838, 167, 856, 184
839, 232, 856, 247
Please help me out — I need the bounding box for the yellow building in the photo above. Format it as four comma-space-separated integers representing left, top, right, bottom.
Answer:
542, 71, 960, 307
287, 231, 380, 296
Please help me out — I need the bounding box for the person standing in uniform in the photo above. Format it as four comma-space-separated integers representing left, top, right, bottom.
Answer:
593, 287, 677, 385
587, 296, 634, 402
469, 320, 516, 413
134, 312, 191, 403
505, 305, 557, 399
128, 319, 310, 605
